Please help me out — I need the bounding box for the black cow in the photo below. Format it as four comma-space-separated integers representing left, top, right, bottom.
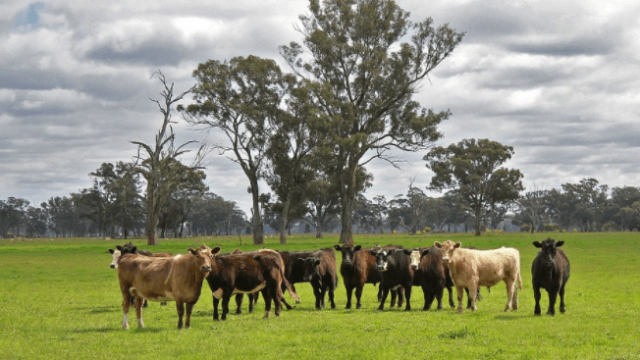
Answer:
413, 248, 449, 311
277, 250, 316, 309
532, 238, 570, 316
368, 248, 415, 311
299, 249, 338, 309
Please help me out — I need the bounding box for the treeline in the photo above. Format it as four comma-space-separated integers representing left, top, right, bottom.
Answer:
346, 179, 640, 234
0, 161, 246, 239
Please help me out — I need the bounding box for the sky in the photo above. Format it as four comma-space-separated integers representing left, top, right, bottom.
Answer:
1, 0, 639, 215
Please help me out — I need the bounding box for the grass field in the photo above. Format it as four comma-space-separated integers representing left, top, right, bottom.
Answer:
1, 232, 639, 359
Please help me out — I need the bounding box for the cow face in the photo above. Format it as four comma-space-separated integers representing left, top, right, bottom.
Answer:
334, 244, 362, 265
109, 247, 121, 268
533, 238, 564, 266
409, 249, 421, 270
300, 258, 322, 281
188, 245, 220, 275
109, 244, 136, 268
369, 249, 392, 272
434, 240, 461, 264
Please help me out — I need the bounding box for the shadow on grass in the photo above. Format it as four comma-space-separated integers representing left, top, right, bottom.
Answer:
87, 306, 120, 314
71, 326, 122, 334
493, 313, 531, 320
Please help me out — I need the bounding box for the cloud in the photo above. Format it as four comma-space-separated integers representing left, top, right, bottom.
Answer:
1, 0, 639, 216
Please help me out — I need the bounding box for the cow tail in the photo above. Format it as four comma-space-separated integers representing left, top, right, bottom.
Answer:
517, 270, 523, 290
283, 276, 300, 303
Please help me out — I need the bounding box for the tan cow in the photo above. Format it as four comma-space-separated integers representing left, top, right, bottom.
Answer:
434, 240, 522, 313
117, 245, 220, 329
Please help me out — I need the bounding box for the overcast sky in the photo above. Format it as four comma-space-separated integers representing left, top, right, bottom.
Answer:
1, 0, 639, 214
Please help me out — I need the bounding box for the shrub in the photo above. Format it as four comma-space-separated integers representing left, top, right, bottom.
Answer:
485, 229, 492, 235
543, 223, 559, 232
494, 229, 503, 235
520, 225, 531, 232
423, 227, 431, 233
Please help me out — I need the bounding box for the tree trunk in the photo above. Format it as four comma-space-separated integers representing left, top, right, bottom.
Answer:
474, 207, 482, 236
249, 176, 264, 245
279, 198, 290, 245
315, 205, 323, 239
339, 164, 356, 245
146, 186, 158, 246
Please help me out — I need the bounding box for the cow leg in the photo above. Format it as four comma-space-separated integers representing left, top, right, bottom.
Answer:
377, 286, 383, 302
135, 296, 145, 328
422, 287, 431, 311
213, 297, 220, 321
121, 289, 132, 330
456, 286, 465, 313
404, 285, 412, 311
504, 279, 515, 312
273, 283, 283, 318
355, 286, 364, 309
559, 283, 566, 313
345, 286, 353, 309
389, 287, 396, 307
447, 285, 455, 308
176, 300, 184, 329
398, 287, 405, 308
248, 293, 255, 314
221, 294, 232, 321
436, 285, 444, 310
328, 284, 336, 309
378, 287, 390, 311
533, 286, 542, 315
547, 287, 558, 316
313, 284, 322, 309
262, 289, 272, 319
185, 302, 194, 329
465, 288, 472, 309
512, 287, 519, 310
235, 294, 243, 315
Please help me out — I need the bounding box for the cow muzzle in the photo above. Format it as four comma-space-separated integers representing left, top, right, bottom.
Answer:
410, 264, 418, 270
110, 264, 116, 269
442, 258, 450, 264
201, 265, 211, 272
342, 259, 351, 265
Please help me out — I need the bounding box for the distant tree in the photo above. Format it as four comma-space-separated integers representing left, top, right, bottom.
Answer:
41, 196, 76, 238
561, 178, 608, 231
25, 206, 48, 237
302, 175, 340, 238
0, 197, 30, 237
515, 185, 548, 233
280, 0, 464, 243
425, 138, 524, 236
132, 71, 206, 246
183, 56, 287, 245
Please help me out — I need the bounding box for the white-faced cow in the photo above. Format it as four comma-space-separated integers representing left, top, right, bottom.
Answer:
532, 238, 570, 316
434, 240, 522, 313
116, 245, 219, 329
368, 248, 415, 311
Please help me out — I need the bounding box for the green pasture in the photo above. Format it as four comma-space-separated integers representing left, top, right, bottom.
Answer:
0, 232, 639, 359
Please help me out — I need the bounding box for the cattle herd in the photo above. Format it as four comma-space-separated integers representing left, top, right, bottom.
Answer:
107, 238, 570, 329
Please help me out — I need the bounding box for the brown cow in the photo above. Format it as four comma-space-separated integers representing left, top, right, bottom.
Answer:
434, 240, 522, 313
299, 249, 338, 309
117, 245, 219, 329
205, 249, 291, 320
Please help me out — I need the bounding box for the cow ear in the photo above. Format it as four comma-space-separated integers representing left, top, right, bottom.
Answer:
315, 259, 321, 266
353, 245, 362, 252
533, 241, 542, 248
296, 258, 305, 263
403, 249, 412, 255
334, 245, 342, 251
421, 249, 430, 257
368, 249, 376, 256
131, 246, 137, 253
188, 248, 196, 255
556, 241, 564, 247
116, 245, 122, 250
211, 246, 221, 254
454, 242, 461, 248
108, 249, 114, 254
434, 241, 442, 248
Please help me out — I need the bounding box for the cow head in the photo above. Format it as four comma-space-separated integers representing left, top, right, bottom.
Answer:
420, 248, 431, 259
334, 244, 362, 265
434, 240, 461, 264
409, 249, 421, 270
533, 238, 564, 266
299, 258, 322, 282
108, 244, 137, 268
368, 248, 411, 272
188, 245, 220, 275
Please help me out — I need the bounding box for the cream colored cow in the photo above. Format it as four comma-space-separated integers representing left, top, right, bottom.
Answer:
434, 240, 522, 313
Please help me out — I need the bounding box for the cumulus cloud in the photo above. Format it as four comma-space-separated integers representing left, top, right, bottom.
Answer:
1, 0, 639, 214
